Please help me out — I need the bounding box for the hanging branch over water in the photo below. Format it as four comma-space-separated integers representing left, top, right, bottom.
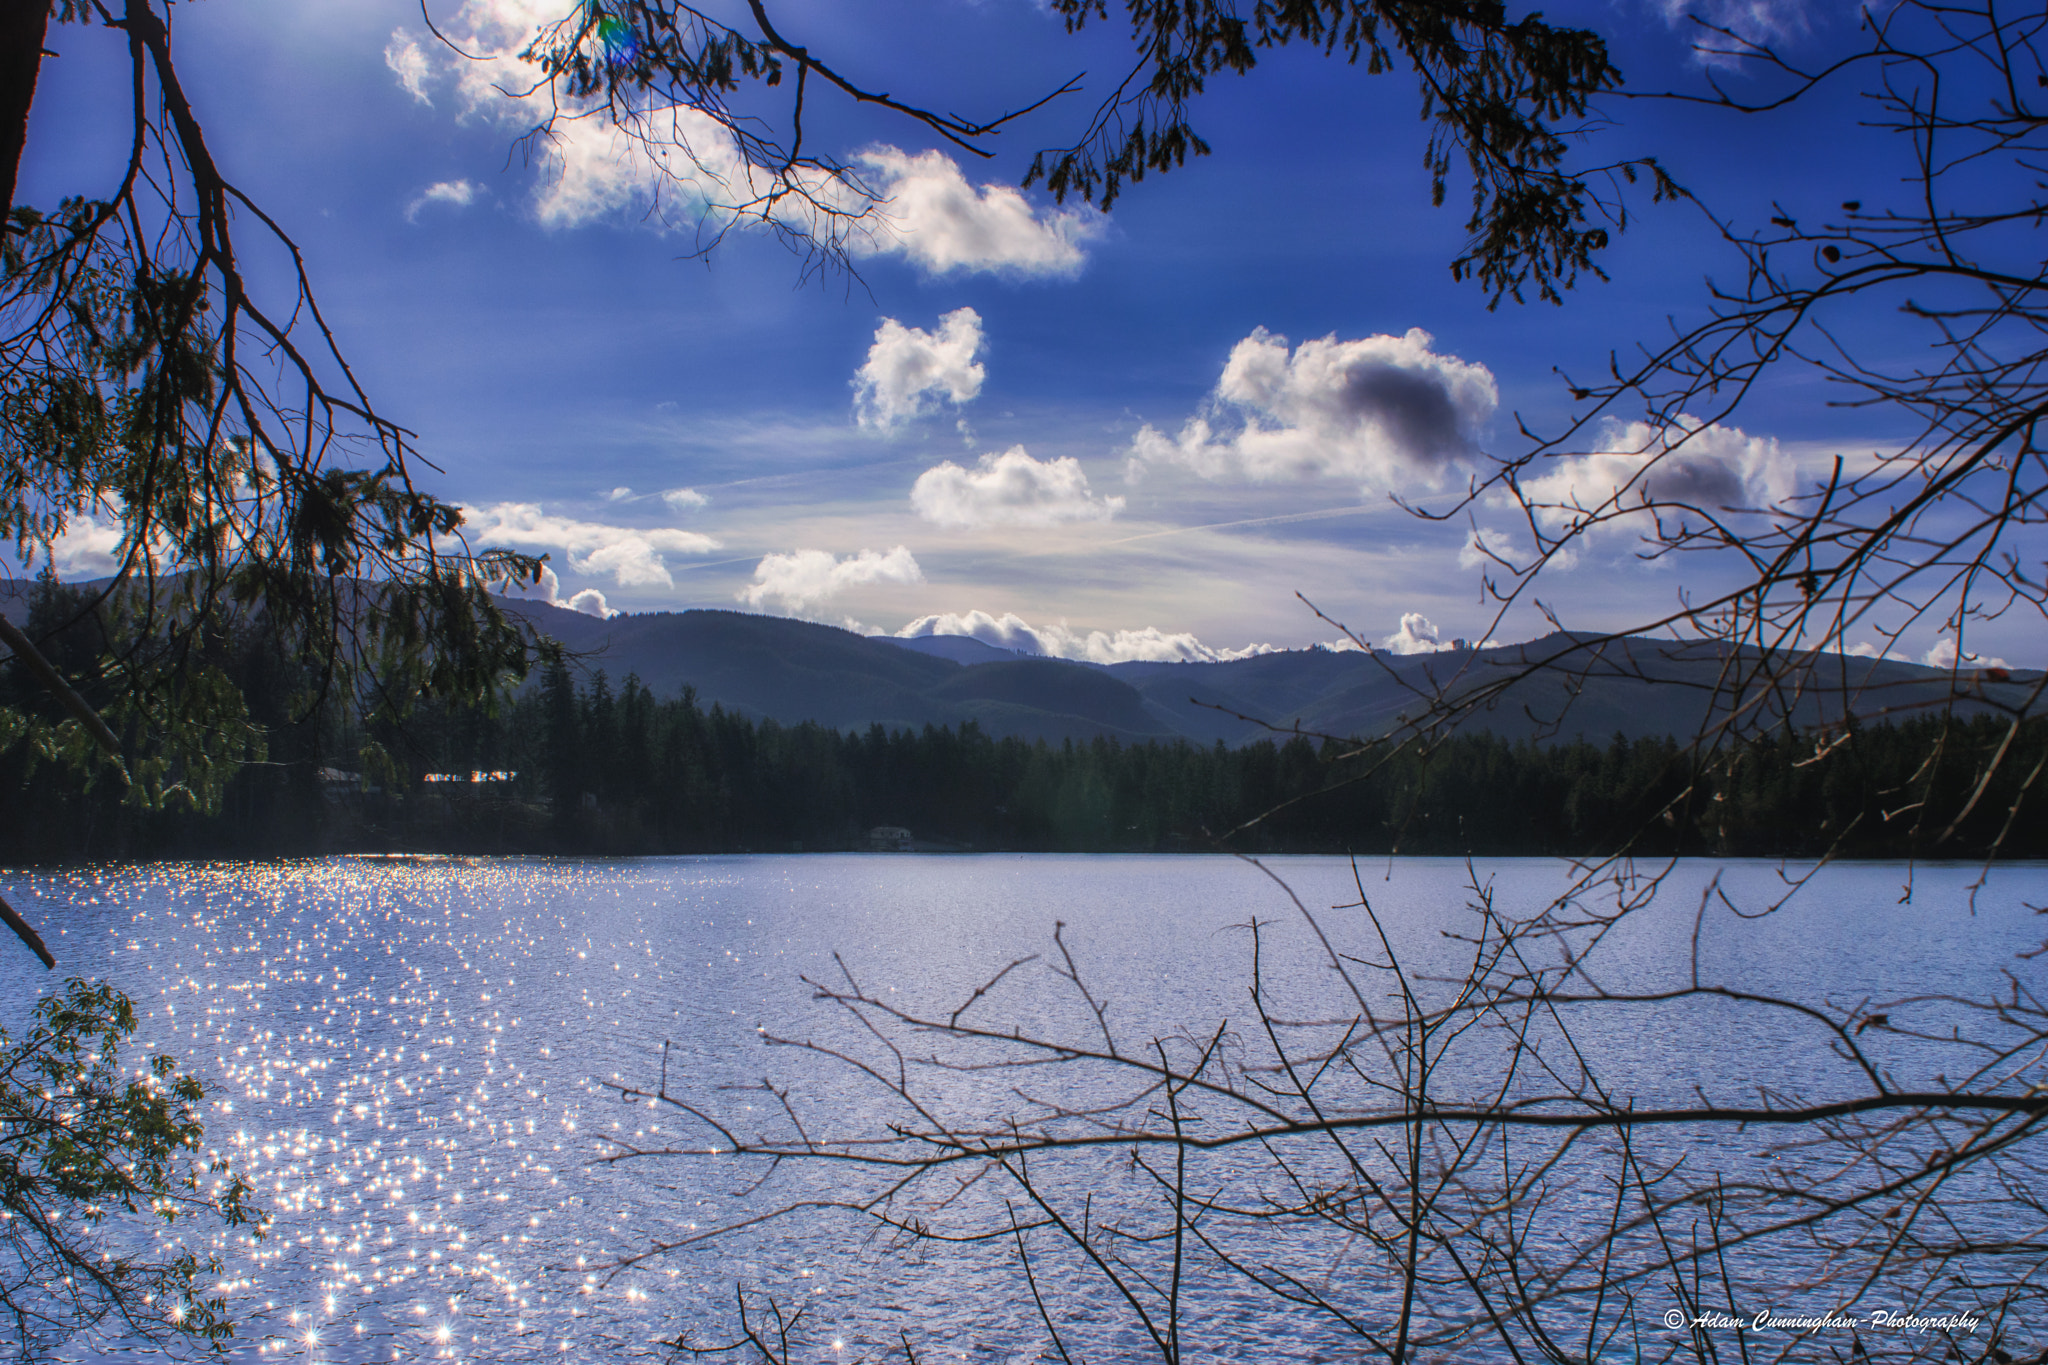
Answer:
2, 1, 555, 957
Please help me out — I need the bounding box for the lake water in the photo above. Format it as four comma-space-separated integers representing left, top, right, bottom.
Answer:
2, 855, 2042, 1362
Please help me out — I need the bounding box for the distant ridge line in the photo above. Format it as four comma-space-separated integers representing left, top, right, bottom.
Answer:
488, 598, 2037, 748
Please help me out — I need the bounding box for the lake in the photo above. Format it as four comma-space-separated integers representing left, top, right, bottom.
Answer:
2, 855, 2042, 1362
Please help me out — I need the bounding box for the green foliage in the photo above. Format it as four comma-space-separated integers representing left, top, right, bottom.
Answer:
1029, 0, 1675, 304
1, 7, 548, 829
0, 574, 262, 818
0, 978, 260, 1357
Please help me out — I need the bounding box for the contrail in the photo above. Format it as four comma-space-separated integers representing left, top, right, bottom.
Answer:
1104, 504, 1379, 546
669, 555, 772, 573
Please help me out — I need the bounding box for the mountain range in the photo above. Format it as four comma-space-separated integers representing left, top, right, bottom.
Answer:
3, 578, 2029, 746
499, 600, 2038, 747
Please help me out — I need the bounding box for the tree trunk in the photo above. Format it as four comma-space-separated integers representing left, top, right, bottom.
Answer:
0, 0, 51, 217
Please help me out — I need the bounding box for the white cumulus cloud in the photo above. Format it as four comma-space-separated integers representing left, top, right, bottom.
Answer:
396, 8, 1097, 275
498, 565, 618, 619
531, 104, 736, 230
850, 147, 1099, 278
405, 179, 480, 222
1381, 612, 1458, 655
910, 446, 1123, 529
661, 487, 708, 510
1515, 415, 1794, 535
414, 6, 797, 231
897, 610, 1278, 665
741, 547, 923, 613
463, 501, 720, 590
854, 308, 986, 430
44, 513, 125, 578
1456, 525, 1579, 574
1921, 637, 2010, 671
385, 28, 436, 105
1129, 327, 1498, 491
1458, 526, 1517, 571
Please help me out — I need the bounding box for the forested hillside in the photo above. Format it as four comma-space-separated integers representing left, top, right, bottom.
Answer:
3, 575, 2037, 863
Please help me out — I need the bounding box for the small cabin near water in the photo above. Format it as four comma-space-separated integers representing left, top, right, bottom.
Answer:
867, 826, 913, 852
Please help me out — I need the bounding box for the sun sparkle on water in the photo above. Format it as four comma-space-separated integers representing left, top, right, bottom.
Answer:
0, 858, 819, 1363
12, 853, 2008, 1362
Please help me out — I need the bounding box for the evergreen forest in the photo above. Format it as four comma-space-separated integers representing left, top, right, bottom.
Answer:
3, 579, 2040, 864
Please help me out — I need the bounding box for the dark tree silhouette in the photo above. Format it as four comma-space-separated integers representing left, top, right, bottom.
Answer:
1, 1, 546, 861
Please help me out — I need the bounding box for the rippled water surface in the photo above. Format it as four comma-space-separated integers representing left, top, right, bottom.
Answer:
2, 855, 2042, 1362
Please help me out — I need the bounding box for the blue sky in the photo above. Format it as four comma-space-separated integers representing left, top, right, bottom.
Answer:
21, 0, 2031, 666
